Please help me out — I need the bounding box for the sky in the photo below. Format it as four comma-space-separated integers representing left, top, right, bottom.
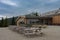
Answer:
0, 0, 60, 18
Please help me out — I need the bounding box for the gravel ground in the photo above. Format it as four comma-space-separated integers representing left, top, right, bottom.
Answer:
0, 26, 60, 40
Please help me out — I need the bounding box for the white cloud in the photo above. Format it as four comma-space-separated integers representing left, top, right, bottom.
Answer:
0, 14, 12, 19
24, 8, 41, 15
27, 9, 40, 13
0, 15, 5, 18
0, 0, 18, 6
0, 15, 6, 19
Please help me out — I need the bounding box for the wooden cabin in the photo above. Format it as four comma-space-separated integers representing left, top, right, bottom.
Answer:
16, 8, 60, 26
16, 16, 52, 27
16, 15, 60, 26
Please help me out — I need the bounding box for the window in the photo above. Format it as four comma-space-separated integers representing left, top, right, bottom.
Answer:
20, 21, 25, 24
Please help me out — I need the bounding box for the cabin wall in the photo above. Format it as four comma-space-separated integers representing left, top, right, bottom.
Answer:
52, 15, 60, 25
26, 19, 39, 24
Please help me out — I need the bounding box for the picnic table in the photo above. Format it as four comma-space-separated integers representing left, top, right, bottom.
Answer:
23, 27, 42, 36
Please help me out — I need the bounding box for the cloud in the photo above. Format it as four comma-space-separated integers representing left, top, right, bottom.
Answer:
50, 0, 57, 1
27, 8, 40, 13
0, 15, 6, 19
0, 14, 13, 20
0, 7, 7, 10
36, 0, 59, 3
0, 15, 5, 17
46, 0, 59, 3
0, 0, 18, 6
0, 0, 60, 18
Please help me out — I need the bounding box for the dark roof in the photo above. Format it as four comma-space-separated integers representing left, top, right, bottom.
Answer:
25, 16, 52, 19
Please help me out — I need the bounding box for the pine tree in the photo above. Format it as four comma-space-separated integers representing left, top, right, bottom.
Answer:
32, 12, 39, 16
11, 16, 15, 25
0, 17, 4, 27
35, 12, 38, 16
4, 17, 8, 27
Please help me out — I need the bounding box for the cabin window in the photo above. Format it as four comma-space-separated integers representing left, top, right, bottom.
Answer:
20, 21, 25, 24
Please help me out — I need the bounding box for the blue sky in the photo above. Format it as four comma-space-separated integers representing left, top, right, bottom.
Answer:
0, 0, 60, 18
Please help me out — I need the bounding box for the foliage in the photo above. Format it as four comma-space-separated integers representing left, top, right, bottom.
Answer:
11, 16, 16, 25
0, 17, 8, 27
32, 12, 39, 16
3, 17, 8, 27
0, 17, 4, 27
25, 12, 39, 16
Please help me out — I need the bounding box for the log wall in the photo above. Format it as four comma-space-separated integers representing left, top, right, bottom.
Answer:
52, 15, 60, 25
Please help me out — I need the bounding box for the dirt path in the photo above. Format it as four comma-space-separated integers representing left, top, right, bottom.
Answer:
0, 27, 26, 40
0, 26, 60, 40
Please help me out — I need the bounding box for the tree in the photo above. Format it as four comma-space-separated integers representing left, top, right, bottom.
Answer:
0, 17, 4, 27
35, 12, 38, 16
11, 16, 15, 25
4, 17, 8, 27
31, 12, 39, 16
